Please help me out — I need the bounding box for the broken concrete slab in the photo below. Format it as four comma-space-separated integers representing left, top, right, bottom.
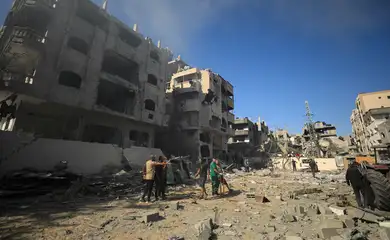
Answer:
255, 195, 270, 203
379, 221, 390, 228
282, 214, 297, 223
294, 205, 306, 215
329, 205, 346, 216
343, 219, 355, 228
171, 201, 180, 210
319, 228, 340, 239
286, 236, 303, 240
379, 228, 390, 240
320, 219, 344, 229
194, 219, 213, 240
142, 212, 160, 223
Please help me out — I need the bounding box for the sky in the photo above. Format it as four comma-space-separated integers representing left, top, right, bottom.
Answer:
1, 0, 390, 136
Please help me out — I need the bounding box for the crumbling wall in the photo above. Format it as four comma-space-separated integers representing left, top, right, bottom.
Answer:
0, 131, 163, 177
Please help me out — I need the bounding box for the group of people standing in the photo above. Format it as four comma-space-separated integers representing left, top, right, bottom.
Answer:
141, 156, 168, 203
195, 158, 232, 199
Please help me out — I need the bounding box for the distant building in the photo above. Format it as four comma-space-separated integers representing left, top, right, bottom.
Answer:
275, 129, 290, 142
378, 120, 390, 145
302, 121, 337, 141
351, 90, 390, 153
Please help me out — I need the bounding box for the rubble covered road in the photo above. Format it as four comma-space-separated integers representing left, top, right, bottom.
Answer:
1, 169, 390, 240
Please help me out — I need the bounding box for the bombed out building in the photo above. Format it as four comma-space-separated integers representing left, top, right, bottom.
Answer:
0, 0, 172, 148
156, 64, 235, 163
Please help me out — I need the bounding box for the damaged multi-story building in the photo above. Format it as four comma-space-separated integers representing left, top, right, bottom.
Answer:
156, 63, 235, 163
0, 0, 172, 148
302, 121, 337, 141
228, 117, 260, 155
351, 90, 390, 153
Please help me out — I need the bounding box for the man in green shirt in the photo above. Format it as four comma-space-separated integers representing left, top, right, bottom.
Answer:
210, 158, 220, 196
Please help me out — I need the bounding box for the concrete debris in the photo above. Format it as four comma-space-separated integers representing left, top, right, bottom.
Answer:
222, 223, 232, 228
329, 205, 347, 216
194, 219, 213, 240
142, 212, 160, 223
349, 229, 369, 240
379, 221, 390, 228
319, 228, 340, 239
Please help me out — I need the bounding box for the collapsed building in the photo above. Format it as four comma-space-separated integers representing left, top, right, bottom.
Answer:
156, 65, 235, 163
0, 0, 172, 148
351, 90, 390, 154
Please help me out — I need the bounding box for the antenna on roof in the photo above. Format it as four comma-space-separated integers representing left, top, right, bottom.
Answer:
102, 0, 108, 11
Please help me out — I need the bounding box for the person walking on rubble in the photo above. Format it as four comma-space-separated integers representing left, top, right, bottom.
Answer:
291, 158, 297, 172
154, 156, 168, 201
346, 161, 365, 208
194, 158, 209, 199
309, 159, 317, 178
141, 155, 167, 203
210, 158, 221, 196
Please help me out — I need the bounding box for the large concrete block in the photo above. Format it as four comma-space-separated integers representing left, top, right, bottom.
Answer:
142, 212, 160, 223
318, 228, 340, 239
320, 219, 344, 229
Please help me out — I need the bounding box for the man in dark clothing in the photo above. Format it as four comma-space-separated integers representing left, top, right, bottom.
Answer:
154, 156, 168, 201
309, 159, 317, 178
346, 162, 365, 207
292, 159, 297, 172
195, 158, 209, 199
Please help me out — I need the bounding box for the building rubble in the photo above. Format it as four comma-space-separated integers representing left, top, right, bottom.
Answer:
1, 165, 390, 240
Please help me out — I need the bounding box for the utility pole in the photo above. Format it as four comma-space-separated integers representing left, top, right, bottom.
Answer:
305, 101, 320, 157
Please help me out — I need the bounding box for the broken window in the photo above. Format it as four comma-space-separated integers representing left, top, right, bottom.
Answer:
76, 1, 108, 30
200, 145, 210, 158
67, 37, 88, 55
58, 71, 82, 89
150, 50, 160, 62
147, 74, 158, 86
118, 26, 142, 47
129, 130, 138, 141
199, 132, 210, 143
144, 99, 156, 111
202, 89, 216, 105
82, 124, 122, 146
101, 51, 139, 84
96, 79, 136, 114
140, 132, 149, 147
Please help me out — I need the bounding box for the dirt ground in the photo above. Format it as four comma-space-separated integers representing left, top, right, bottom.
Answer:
1, 169, 389, 240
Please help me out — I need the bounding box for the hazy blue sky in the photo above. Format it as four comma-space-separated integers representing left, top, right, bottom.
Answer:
1, 0, 389, 135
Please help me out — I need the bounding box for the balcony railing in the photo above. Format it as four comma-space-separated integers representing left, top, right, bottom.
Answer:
235, 129, 249, 136
10, 27, 45, 45
13, 0, 57, 11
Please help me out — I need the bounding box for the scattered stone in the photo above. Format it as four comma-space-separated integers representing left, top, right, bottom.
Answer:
295, 205, 306, 215
379, 221, 390, 228
321, 219, 344, 229
194, 219, 213, 240
319, 228, 340, 239
343, 219, 355, 228
224, 230, 236, 236
275, 195, 284, 201
142, 212, 160, 223
222, 223, 232, 228
283, 214, 297, 223
65, 229, 73, 235
234, 209, 240, 212
265, 224, 276, 232
329, 205, 346, 216
171, 201, 180, 210
255, 196, 270, 203
349, 229, 368, 240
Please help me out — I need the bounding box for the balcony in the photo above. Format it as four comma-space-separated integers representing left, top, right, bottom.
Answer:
227, 112, 234, 123
234, 118, 249, 125
227, 97, 234, 110
5, 27, 46, 54
180, 99, 201, 112
225, 81, 233, 96
235, 129, 249, 136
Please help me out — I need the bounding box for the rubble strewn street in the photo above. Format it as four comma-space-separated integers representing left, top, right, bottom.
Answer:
1, 168, 390, 240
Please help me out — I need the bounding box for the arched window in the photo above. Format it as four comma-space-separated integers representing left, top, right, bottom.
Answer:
67, 37, 88, 55
58, 71, 82, 88
147, 74, 158, 86
144, 99, 156, 111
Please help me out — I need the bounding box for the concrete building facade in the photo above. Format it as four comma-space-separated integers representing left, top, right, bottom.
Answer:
228, 117, 259, 153
0, 0, 172, 148
156, 66, 234, 162
302, 121, 337, 141
351, 90, 390, 153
